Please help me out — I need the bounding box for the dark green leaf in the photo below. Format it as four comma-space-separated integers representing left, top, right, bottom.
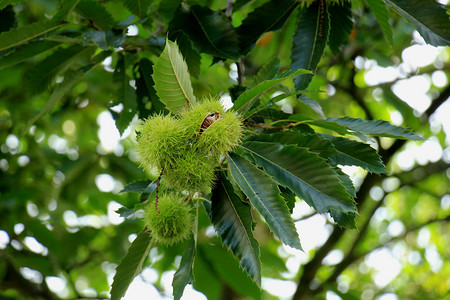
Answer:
328, 1, 354, 53
0, 5, 16, 34
0, 40, 61, 70
115, 202, 147, 218
288, 114, 365, 138
242, 141, 356, 214
169, 31, 201, 78
152, 39, 196, 114
323, 135, 386, 174
291, 0, 330, 91
83, 29, 125, 50
169, 5, 240, 60
233, 69, 311, 114
366, 0, 393, 45
172, 237, 196, 300
27, 45, 96, 93
249, 131, 336, 159
385, 0, 450, 46
134, 58, 167, 118
120, 180, 155, 193
0, 0, 28, 10
76, 0, 115, 31
326, 116, 423, 140
227, 153, 302, 250
280, 186, 296, 214
111, 52, 137, 135
0, 20, 65, 51
237, 0, 299, 55
110, 229, 153, 300
211, 174, 261, 286
158, 0, 182, 26
121, 0, 152, 18
52, 0, 79, 21
330, 210, 357, 229
331, 166, 356, 199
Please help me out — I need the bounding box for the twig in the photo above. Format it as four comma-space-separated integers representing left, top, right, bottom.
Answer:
155, 167, 164, 213
244, 121, 302, 130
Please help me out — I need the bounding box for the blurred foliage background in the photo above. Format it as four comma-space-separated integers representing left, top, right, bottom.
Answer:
0, 0, 449, 299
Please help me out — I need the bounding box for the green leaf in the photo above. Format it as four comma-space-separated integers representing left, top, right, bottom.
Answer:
251, 56, 280, 87
120, 180, 155, 193
111, 52, 137, 135
0, 0, 28, 11
26, 45, 96, 93
0, 5, 16, 34
52, 0, 80, 21
169, 5, 240, 60
250, 131, 336, 159
237, 0, 300, 55
0, 40, 61, 70
172, 237, 196, 300
134, 58, 167, 118
169, 31, 201, 78
121, 0, 151, 18
158, 0, 182, 26
330, 210, 357, 229
328, 1, 354, 53
200, 242, 261, 299
291, 0, 330, 91
193, 245, 222, 300
227, 153, 302, 250
83, 29, 125, 50
242, 141, 356, 214
211, 174, 261, 286
299, 94, 326, 119
115, 203, 147, 218
326, 117, 423, 140
152, 39, 196, 114
75, 0, 115, 31
385, 0, 450, 46
110, 229, 153, 300
366, 0, 393, 45
0, 20, 65, 51
233, 68, 311, 114
323, 135, 386, 174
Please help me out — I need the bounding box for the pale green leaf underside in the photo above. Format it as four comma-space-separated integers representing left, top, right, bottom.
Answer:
0, 20, 65, 51
110, 229, 153, 300
242, 141, 356, 214
152, 40, 196, 115
227, 153, 302, 250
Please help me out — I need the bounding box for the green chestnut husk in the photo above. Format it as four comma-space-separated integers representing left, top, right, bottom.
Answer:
136, 98, 242, 193
180, 98, 243, 157
136, 114, 185, 174
144, 193, 192, 245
